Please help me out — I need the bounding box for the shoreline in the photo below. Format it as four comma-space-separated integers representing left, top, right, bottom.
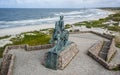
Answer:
0, 9, 115, 37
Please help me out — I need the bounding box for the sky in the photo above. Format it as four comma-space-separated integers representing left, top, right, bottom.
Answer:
0, 0, 120, 8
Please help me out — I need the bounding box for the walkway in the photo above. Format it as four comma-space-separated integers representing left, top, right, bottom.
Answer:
8, 33, 120, 75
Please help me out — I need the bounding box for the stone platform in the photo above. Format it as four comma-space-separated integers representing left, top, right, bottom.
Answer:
1, 33, 120, 75
43, 42, 79, 70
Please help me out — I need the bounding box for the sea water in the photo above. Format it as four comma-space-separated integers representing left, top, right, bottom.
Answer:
0, 8, 111, 29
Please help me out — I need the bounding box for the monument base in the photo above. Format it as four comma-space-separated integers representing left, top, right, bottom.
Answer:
43, 42, 79, 70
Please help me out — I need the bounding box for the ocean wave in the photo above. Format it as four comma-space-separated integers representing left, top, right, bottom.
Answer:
0, 17, 59, 28
54, 11, 84, 16
0, 9, 111, 29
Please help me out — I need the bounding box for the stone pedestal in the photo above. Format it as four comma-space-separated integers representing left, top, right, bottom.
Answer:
43, 42, 79, 70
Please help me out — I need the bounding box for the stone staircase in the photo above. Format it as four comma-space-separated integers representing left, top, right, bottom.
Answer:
99, 41, 111, 61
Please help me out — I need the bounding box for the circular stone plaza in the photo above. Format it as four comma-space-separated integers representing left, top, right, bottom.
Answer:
1, 32, 120, 75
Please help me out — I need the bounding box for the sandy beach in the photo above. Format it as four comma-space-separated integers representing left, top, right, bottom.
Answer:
0, 24, 55, 36
0, 9, 115, 36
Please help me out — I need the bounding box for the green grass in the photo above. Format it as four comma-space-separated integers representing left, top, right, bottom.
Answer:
115, 36, 120, 48
0, 35, 11, 58
0, 44, 13, 58
74, 11, 120, 32
74, 19, 105, 28
11, 31, 51, 46
0, 47, 4, 58
112, 66, 120, 71
107, 26, 120, 31
65, 24, 71, 29
0, 35, 11, 40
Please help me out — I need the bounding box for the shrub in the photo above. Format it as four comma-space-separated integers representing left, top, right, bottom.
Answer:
69, 30, 72, 32
0, 47, 4, 58
65, 24, 71, 29
115, 36, 120, 48
0, 35, 11, 40
86, 25, 91, 28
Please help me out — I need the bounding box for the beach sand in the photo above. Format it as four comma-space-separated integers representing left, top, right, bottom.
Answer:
0, 9, 115, 37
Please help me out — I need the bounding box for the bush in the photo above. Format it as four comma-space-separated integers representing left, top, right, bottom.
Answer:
0, 47, 4, 58
108, 26, 120, 31
0, 35, 11, 40
65, 24, 71, 29
69, 30, 73, 32
86, 25, 91, 28
115, 36, 120, 48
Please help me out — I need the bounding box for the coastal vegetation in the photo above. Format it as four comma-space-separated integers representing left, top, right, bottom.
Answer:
113, 65, 120, 71
65, 24, 71, 29
11, 31, 51, 46
115, 36, 120, 48
0, 47, 4, 57
0, 35, 11, 40
0, 31, 51, 58
74, 10, 120, 32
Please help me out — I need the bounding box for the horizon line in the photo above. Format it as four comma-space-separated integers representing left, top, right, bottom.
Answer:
0, 7, 120, 9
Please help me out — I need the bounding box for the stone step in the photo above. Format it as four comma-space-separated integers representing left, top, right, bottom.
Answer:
99, 41, 111, 61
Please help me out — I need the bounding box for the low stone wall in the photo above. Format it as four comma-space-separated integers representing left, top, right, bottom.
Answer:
0, 54, 15, 75
89, 41, 104, 56
27, 44, 54, 51
7, 55, 15, 75
70, 31, 113, 40
107, 39, 117, 62
88, 50, 110, 69
87, 41, 110, 69
88, 40, 118, 70
1, 44, 54, 75
3, 44, 54, 56
90, 31, 113, 40
3, 45, 27, 57
88, 49, 119, 70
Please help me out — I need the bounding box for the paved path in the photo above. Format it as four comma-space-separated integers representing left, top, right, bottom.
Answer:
8, 33, 120, 75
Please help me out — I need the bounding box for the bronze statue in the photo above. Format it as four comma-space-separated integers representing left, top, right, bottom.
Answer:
50, 16, 69, 52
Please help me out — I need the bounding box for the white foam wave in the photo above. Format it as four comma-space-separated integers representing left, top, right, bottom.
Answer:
55, 11, 83, 16
0, 17, 59, 28
0, 9, 112, 29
